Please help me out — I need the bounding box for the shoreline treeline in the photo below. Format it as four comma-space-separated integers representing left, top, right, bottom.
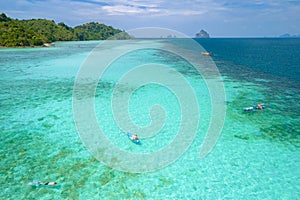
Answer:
0, 13, 131, 47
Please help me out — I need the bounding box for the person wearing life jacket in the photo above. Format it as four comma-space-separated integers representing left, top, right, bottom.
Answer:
257, 103, 263, 109
131, 134, 139, 141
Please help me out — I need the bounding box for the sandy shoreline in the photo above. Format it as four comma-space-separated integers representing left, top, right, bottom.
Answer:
0, 43, 55, 49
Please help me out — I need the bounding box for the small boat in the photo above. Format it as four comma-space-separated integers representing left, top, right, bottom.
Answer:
201, 52, 212, 56
125, 132, 140, 144
243, 104, 265, 111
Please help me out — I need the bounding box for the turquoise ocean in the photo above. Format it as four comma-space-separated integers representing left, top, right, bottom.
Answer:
0, 38, 299, 199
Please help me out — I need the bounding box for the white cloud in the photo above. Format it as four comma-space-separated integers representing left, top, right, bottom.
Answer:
110, 0, 160, 8
102, 4, 206, 16
102, 5, 160, 15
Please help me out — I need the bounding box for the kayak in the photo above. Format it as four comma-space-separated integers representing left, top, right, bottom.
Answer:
126, 132, 141, 144
243, 105, 265, 111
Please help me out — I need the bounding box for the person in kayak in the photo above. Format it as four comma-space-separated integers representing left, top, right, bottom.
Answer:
257, 103, 263, 109
130, 134, 139, 141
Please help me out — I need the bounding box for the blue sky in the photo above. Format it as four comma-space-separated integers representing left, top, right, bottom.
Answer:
1, 0, 300, 37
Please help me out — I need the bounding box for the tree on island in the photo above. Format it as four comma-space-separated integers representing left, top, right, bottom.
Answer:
0, 13, 131, 47
195, 29, 210, 38
0, 13, 11, 22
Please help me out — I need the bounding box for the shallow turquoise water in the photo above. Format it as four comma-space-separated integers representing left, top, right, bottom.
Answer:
0, 39, 299, 199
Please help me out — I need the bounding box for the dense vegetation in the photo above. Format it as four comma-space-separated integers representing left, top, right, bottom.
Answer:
0, 13, 131, 47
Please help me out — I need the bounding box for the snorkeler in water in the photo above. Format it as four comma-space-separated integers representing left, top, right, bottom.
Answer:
39, 181, 57, 186
28, 181, 57, 186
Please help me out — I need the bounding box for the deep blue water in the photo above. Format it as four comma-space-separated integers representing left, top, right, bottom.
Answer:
196, 38, 300, 82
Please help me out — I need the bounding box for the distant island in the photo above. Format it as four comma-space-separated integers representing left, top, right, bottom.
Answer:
279, 33, 300, 38
195, 29, 210, 38
0, 13, 131, 47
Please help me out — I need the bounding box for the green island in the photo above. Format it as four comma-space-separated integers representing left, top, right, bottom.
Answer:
0, 13, 131, 47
